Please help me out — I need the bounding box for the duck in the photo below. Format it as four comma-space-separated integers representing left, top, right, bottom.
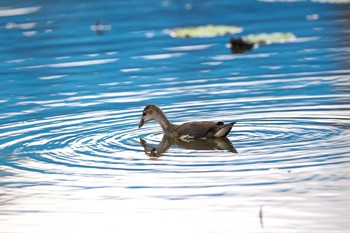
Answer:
138, 104, 236, 139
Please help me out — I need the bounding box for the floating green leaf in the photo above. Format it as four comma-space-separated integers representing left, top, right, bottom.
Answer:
165, 25, 243, 38
243, 32, 296, 44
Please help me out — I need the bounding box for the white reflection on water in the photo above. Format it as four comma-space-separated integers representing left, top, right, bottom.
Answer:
38, 75, 68, 80
5, 22, 37, 30
15, 58, 119, 69
0, 6, 40, 17
164, 44, 215, 51
211, 53, 277, 61
1, 161, 349, 233
133, 52, 185, 60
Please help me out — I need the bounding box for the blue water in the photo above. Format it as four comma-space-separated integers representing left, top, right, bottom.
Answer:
1, 0, 350, 232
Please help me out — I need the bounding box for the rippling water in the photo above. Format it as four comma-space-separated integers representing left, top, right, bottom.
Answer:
1, 0, 350, 232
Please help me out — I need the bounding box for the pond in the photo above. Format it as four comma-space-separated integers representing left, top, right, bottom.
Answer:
1, 0, 350, 232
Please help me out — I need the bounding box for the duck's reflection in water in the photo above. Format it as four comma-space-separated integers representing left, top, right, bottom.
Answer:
140, 135, 237, 158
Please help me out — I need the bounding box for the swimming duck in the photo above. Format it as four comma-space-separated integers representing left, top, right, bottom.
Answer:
138, 104, 236, 139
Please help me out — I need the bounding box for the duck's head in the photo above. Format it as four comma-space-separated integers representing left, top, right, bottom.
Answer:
138, 104, 158, 128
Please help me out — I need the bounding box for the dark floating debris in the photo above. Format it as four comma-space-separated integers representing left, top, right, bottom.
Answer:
229, 37, 256, 54
259, 205, 264, 228
90, 20, 111, 35
230, 33, 296, 54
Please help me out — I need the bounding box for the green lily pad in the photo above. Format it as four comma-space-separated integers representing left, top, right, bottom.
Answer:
165, 25, 243, 38
311, 0, 350, 3
243, 32, 296, 44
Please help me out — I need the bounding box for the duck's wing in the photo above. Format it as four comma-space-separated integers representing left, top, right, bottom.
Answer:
174, 121, 217, 139
174, 121, 235, 139
206, 122, 236, 138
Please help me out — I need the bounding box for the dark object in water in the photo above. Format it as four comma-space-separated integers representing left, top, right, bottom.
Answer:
259, 205, 264, 228
229, 37, 255, 54
230, 33, 295, 54
90, 20, 111, 35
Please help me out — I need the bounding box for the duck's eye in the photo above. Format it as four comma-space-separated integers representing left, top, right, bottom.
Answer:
142, 112, 147, 116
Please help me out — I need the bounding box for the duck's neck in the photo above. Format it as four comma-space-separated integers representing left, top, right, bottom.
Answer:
154, 107, 175, 135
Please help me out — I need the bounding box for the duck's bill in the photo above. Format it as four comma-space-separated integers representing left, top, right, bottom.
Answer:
138, 118, 144, 128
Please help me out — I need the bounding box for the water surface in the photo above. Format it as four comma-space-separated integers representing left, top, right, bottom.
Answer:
1, 0, 350, 232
